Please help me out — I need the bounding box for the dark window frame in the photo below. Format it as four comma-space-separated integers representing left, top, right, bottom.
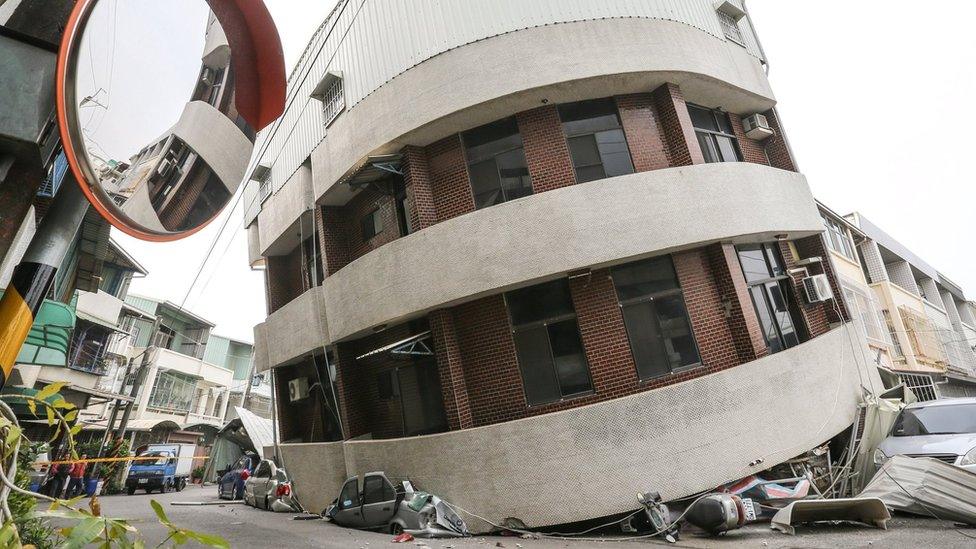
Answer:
461, 118, 533, 210
611, 257, 702, 381
504, 280, 593, 407
736, 243, 806, 353
558, 98, 635, 184
688, 104, 743, 164
360, 208, 383, 241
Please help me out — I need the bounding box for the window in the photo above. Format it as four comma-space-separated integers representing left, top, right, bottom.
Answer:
737, 244, 804, 353
395, 184, 412, 236
611, 257, 701, 380
717, 10, 744, 44
361, 208, 383, 240
362, 475, 396, 504
338, 478, 360, 510
505, 280, 591, 406
253, 461, 272, 478
822, 214, 857, 261
154, 325, 176, 349
321, 77, 344, 127
841, 281, 888, 344
462, 118, 533, 210
558, 99, 634, 183
301, 234, 323, 290
688, 105, 742, 163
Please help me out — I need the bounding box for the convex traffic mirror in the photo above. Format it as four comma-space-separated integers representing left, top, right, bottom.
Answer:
56, 0, 285, 241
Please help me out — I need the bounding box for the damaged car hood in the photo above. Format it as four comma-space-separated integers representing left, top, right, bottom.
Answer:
878, 433, 976, 458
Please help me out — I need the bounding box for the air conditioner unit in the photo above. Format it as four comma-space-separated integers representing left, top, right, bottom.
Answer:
742, 113, 774, 140
288, 377, 310, 402
201, 67, 215, 86
802, 274, 834, 303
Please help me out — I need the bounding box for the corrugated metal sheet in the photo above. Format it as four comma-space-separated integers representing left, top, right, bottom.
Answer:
243, 0, 766, 226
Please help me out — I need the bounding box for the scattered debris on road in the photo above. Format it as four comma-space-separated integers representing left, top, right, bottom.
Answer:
769, 497, 890, 535
860, 455, 976, 525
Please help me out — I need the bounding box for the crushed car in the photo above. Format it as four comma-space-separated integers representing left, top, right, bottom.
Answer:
874, 397, 976, 472
243, 458, 300, 513
324, 472, 468, 538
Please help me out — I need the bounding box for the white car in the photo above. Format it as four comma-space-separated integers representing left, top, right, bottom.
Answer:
243, 459, 300, 512
875, 397, 976, 473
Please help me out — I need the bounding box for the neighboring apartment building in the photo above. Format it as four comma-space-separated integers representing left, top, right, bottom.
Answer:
243, 1, 879, 525
841, 213, 976, 400
204, 334, 271, 421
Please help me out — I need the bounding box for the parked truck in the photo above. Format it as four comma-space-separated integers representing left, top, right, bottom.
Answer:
125, 444, 196, 495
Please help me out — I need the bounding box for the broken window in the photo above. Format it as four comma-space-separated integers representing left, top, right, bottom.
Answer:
505, 280, 592, 406
612, 256, 701, 380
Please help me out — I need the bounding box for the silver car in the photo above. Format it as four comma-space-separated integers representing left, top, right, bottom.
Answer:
243, 459, 300, 513
875, 397, 976, 472
326, 472, 467, 537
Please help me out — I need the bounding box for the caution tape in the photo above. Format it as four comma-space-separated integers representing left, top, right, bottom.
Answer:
34, 455, 209, 467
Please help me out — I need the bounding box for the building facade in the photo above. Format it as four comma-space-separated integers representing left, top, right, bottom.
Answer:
839, 213, 976, 399
245, 0, 877, 525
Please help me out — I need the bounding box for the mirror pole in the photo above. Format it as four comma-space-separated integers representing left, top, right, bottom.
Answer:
0, 178, 89, 390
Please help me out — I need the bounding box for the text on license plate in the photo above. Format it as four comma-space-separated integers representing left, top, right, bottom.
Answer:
138, 478, 148, 484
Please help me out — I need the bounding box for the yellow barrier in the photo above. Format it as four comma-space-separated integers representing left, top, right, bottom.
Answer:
34, 455, 209, 467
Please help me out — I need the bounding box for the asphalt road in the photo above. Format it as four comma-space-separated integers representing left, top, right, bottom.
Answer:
73, 485, 976, 548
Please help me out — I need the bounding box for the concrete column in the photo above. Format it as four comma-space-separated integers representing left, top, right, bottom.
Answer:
429, 309, 473, 431
918, 277, 941, 305
317, 205, 349, 276
707, 243, 769, 362
650, 83, 705, 166
218, 387, 231, 419
516, 105, 577, 193
858, 240, 888, 285
135, 363, 160, 418
886, 261, 920, 296
401, 146, 438, 231
195, 386, 210, 416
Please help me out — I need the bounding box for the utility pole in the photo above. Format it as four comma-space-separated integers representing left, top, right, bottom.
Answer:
115, 317, 161, 441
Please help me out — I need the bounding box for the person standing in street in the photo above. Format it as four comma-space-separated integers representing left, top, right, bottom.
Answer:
50, 459, 72, 499
66, 454, 88, 497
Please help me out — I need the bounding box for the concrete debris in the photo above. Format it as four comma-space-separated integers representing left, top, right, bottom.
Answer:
860, 455, 976, 525
769, 497, 890, 535
392, 532, 414, 543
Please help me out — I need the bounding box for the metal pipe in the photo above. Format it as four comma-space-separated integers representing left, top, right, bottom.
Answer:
0, 178, 89, 390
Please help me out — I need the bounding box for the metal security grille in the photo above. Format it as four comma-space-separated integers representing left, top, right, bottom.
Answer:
898, 372, 938, 402
322, 77, 345, 127
717, 10, 744, 44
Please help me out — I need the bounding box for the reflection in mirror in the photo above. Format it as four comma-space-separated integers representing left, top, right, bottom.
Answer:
73, 0, 254, 237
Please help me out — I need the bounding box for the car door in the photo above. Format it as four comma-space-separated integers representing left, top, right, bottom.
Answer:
250, 460, 273, 507
332, 477, 364, 527
360, 474, 398, 529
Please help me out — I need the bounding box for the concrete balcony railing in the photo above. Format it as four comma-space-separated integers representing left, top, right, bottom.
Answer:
136, 347, 235, 387
75, 290, 125, 327
253, 286, 328, 374
277, 324, 874, 529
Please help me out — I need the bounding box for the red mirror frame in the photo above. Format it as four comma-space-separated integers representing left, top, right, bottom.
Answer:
55, 0, 286, 241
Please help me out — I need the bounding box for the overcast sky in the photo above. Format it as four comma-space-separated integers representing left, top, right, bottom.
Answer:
116, 0, 976, 342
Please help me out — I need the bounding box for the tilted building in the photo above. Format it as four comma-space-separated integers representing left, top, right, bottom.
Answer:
244, 0, 879, 524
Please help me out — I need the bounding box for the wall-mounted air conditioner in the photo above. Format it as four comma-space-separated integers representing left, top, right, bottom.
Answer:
802, 274, 834, 303
743, 113, 774, 140
288, 377, 310, 402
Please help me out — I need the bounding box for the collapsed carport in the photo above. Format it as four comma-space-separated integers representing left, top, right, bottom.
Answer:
204, 407, 273, 482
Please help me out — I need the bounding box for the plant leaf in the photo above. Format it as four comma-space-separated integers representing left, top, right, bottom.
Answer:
26, 399, 36, 417
63, 409, 79, 423
62, 517, 104, 549
36, 382, 68, 402
45, 405, 56, 427
149, 500, 174, 528
183, 530, 231, 549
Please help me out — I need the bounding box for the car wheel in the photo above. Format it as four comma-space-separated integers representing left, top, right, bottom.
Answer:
177, 478, 186, 492
126, 486, 136, 496
390, 523, 403, 535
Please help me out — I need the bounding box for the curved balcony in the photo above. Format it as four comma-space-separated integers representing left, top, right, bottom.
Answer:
321, 162, 822, 343
312, 16, 775, 202
253, 286, 330, 373
276, 324, 868, 527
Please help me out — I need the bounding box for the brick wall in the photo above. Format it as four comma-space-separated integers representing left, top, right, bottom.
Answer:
674, 249, 740, 371
402, 145, 437, 231
615, 94, 670, 172
651, 83, 705, 166
729, 113, 770, 166
761, 109, 798, 172
706, 243, 770, 361
781, 236, 850, 337
318, 205, 349, 276
516, 106, 577, 193
342, 186, 400, 264
427, 135, 474, 223
273, 357, 340, 443
266, 244, 304, 313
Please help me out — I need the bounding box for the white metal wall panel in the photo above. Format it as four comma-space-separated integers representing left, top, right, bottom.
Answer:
243, 0, 767, 227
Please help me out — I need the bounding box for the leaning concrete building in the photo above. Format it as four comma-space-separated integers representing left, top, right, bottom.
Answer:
244, 0, 877, 524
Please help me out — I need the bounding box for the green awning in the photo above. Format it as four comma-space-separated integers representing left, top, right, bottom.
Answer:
0, 289, 76, 367
0, 386, 67, 419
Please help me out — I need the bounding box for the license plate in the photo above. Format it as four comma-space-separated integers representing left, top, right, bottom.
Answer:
138, 478, 148, 484
741, 498, 758, 522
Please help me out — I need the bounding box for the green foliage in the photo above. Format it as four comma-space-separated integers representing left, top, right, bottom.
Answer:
0, 382, 230, 548
190, 467, 205, 481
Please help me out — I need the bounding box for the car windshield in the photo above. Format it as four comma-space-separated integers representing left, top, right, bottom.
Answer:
138, 451, 171, 465
892, 403, 976, 436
